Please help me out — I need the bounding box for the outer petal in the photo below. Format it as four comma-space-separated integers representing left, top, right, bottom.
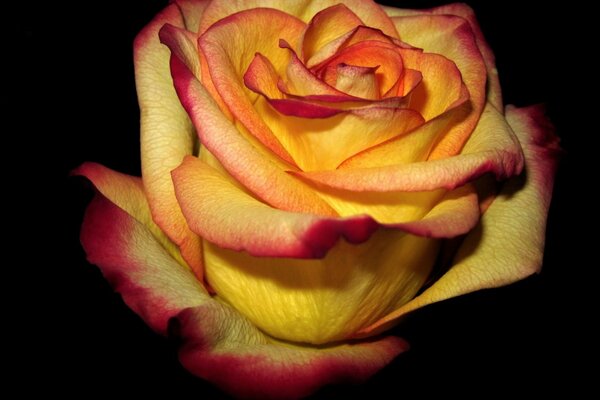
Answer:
176, 302, 407, 399
135, 3, 203, 279
81, 188, 407, 398
355, 105, 560, 336
173, 0, 211, 34
172, 156, 480, 259
382, 2, 503, 110
81, 192, 206, 335
391, 14, 487, 159
294, 102, 523, 192
73, 163, 183, 265
198, 0, 398, 38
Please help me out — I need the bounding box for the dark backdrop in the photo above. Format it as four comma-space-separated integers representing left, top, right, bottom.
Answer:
18, 0, 584, 397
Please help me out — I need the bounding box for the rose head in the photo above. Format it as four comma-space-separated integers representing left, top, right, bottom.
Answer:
75, 0, 560, 397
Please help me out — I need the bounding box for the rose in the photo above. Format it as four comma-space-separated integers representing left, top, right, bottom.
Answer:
75, 0, 560, 397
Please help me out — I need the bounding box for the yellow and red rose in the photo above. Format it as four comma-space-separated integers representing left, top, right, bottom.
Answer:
76, 0, 560, 397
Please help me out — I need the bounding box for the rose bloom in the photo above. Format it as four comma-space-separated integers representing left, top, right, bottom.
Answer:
76, 0, 560, 397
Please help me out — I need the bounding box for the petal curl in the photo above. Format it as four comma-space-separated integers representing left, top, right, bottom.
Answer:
335, 48, 469, 169
173, 0, 211, 34
294, 103, 523, 192
391, 14, 487, 159
355, 105, 560, 336
135, 3, 203, 278
81, 189, 407, 398
172, 156, 479, 260
301, 4, 364, 63
73, 163, 184, 265
255, 94, 426, 171
199, 8, 306, 165
81, 191, 206, 334
383, 2, 503, 110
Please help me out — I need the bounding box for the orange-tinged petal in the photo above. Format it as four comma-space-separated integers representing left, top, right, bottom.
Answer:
396, 47, 464, 121
81, 185, 406, 398
167, 51, 337, 215
295, 102, 523, 192
391, 14, 487, 159
338, 84, 469, 169
355, 105, 560, 337
199, 0, 398, 38
383, 3, 503, 110
256, 94, 425, 170
304, 24, 395, 69
329, 46, 467, 169
285, 42, 348, 97
134, 3, 203, 279
306, 183, 480, 238
333, 64, 380, 99
301, 4, 364, 63
314, 41, 404, 96
199, 8, 306, 165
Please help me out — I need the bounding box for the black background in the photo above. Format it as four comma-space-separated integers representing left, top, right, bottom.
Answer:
15, 0, 586, 397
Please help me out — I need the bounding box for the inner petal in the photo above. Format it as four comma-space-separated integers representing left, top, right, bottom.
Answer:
301, 4, 364, 62
254, 95, 424, 171
313, 41, 403, 95
199, 8, 306, 166
331, 64, 380, 100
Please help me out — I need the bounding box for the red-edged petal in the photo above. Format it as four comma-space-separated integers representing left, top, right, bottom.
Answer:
244, 52, 415, 120
81, 182, 407, 398
294, 102, 523, 191
134, 3, 204, 279
166, 47, 337, 215
81, 191, 206, 335
391, 14, 487, 159
284, 41, 349, 97
73, 162, 186, 266
243, 52, 345, 118
198, 0, 398, 38
172, 156, 479, 259
355, 104, 560, 337
171, 156, 378, 258
175, 301, 407, 399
